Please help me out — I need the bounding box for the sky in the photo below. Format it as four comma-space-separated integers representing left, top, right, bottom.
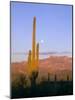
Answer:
11, 1, 72, 54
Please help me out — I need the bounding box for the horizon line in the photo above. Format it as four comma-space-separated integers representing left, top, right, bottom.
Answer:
12, 51, 72, 55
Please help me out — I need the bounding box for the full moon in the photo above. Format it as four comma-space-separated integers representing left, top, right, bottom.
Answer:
40, 40, 44, 43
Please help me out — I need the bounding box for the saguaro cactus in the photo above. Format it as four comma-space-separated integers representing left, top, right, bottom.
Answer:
27, 17, 39, 85
32, 17, 36, 69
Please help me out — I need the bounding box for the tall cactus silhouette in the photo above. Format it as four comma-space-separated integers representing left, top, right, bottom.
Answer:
27, 17, 39, 85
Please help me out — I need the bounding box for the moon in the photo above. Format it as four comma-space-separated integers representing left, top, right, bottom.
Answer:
40, 39, 44, 43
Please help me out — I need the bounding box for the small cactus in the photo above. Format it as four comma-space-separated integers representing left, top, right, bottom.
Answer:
48, 73, 50, 81
54, 74, 57, 81
67, 75, 69, 81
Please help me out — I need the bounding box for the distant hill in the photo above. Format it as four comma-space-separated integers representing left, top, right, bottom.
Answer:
11, 56, 72, 81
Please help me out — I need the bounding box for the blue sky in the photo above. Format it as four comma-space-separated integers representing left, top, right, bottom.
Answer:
11, 2, 72, 54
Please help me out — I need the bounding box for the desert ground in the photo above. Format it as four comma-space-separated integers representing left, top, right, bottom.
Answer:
11, 56, 73, 98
